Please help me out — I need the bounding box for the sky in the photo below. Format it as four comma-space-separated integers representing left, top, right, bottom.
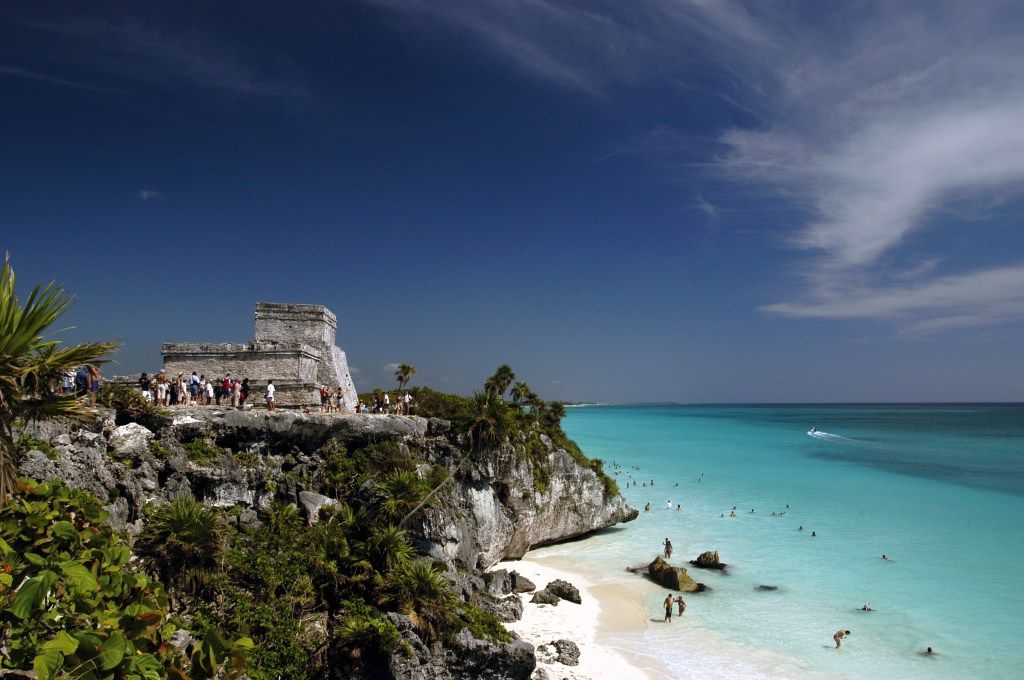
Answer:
2, 0, 1023, 403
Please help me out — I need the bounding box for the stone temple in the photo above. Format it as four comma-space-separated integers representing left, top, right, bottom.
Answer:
162, 303, 358, 409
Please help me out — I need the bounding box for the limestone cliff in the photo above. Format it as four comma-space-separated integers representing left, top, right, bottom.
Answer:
17, 406, 637, 568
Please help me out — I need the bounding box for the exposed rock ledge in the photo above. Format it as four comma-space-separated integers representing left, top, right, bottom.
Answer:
17, 407, 637, 570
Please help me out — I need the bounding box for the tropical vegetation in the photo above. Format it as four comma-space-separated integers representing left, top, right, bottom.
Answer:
0, 477, 250, 680
0, 254, 118, 501
0, 253, 616, 678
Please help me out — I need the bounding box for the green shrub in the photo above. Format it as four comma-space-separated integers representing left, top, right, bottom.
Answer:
148, 440, 173, 459
17, 434, 56, 460
0, 477, 250, 679
183, 438, 222, 467
233, 450, 260, 469
98, 382, 171, 431
460, 600, 512, 644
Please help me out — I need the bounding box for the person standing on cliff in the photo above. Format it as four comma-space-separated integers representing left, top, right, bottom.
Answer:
664, 594, 674, 622
266, 379, 276, 411
239, 378, 250, 409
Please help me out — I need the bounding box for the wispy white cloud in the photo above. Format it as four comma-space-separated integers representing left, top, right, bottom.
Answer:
13, 15, 304, 99
138, 190, 163, 200
364, 0, 1024, 334
761, 264, 1024, 332
0, 66, 121, 93
706, 1, 1024, 332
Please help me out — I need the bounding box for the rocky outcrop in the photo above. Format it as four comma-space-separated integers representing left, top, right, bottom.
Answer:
16, 407, 636, 571
385, 614, 535, 680
647, 556, 700, 592
530, 589, 561, 605
413, 433, 637, 569
690, 550, 727, 571
510, 572, 537, 593
543, 579, 582, 605
536, 639, 580, 667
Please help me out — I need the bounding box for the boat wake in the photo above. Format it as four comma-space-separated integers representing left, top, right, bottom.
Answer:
807, 430, 854, 442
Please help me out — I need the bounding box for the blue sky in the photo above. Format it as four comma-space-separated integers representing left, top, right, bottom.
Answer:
3, 0, 1022, 402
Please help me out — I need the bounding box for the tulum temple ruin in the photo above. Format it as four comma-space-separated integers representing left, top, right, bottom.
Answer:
162, 302, 358, 409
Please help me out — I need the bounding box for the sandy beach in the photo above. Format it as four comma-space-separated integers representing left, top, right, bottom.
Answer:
500, 554, 669, 680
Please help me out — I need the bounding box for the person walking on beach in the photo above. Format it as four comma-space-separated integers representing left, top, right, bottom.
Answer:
664, 594, 674, 622
833, 629, 850, 648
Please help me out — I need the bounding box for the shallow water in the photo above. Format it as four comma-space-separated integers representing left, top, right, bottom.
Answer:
534, 404, 1024, 680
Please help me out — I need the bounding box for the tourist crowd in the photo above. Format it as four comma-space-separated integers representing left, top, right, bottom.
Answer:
61, 366, 102, 404
137, 370, 255, 408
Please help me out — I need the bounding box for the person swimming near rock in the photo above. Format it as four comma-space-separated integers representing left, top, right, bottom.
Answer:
858, 603, 874, 611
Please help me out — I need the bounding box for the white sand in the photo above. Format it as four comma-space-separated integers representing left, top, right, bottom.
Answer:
500, 555, 666, 680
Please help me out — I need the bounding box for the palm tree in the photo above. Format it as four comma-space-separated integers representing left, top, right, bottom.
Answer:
0, 255, 118, 501
362, 524, 415, 576
394, 363, 415, 390
378, 469, 429, 522
134, 495, 229, 594
509, 381, 531, 407
485, 364, 515, 400
382, 559, 459, 641
468, 390, 514, 452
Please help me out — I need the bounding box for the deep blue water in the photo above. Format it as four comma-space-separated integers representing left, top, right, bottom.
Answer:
539, 403, 1024, 679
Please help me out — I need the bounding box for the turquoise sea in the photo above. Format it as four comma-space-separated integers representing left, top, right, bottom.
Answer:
536, 404, 1024, 680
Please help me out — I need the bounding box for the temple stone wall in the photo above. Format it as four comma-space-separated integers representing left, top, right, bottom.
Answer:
161, 303, 358, 409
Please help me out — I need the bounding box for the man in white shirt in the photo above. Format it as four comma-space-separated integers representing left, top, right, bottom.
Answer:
266, 380, 276, 411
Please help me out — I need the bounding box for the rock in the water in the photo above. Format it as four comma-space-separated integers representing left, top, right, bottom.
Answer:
530, 589, 560, 605
690, 550, 727, 570
647, 556, 699, 592
756, 584, 779, 591
544, 579, 581, 605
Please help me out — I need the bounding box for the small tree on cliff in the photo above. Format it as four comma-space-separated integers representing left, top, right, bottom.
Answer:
395, 363, 415, 390
0, 254, 117, 501
484, 364, 515, 400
